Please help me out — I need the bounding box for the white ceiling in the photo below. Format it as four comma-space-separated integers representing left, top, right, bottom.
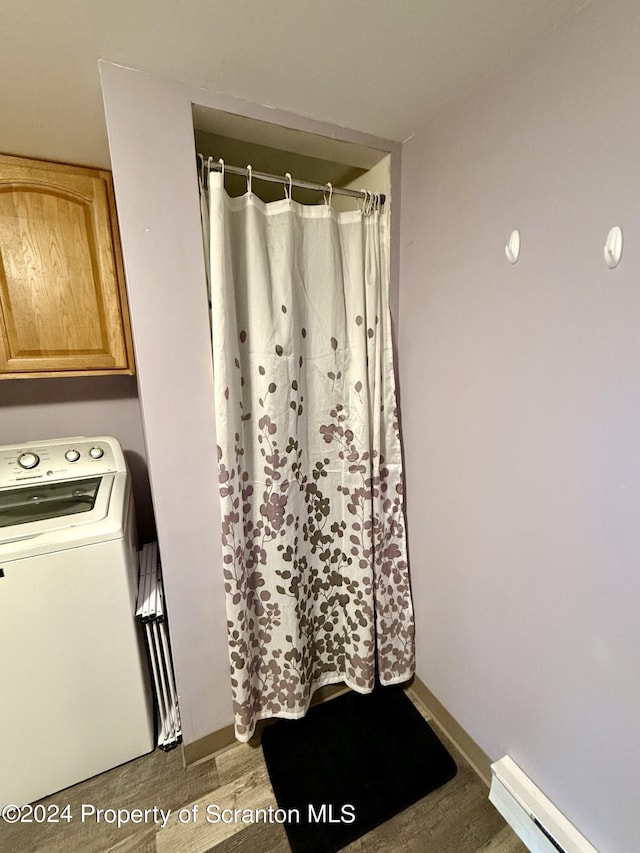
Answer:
1, 0, 590, 169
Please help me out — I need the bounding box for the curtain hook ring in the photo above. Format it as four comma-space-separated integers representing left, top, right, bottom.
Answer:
284, 172, 292, 201
324, 182, 333, 207
359, 188, 367, 214
218, 158, 225, 181
246, 164, 252, 195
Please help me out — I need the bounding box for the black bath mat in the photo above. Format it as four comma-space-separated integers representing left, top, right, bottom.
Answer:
261, 685, 457, 853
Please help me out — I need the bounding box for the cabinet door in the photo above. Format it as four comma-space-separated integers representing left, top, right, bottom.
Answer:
0, 154, 134, 377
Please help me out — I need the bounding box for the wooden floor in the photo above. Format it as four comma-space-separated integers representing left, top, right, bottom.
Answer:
1, 690, 527, 853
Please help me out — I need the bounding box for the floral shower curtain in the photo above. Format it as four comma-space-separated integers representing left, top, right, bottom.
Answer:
206, 171, 415, 741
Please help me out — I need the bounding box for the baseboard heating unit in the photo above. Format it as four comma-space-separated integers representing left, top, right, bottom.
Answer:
136, 542, 182, 751
489, 756, 598, 853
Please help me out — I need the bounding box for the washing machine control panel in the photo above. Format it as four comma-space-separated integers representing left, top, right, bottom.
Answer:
0, 437, 123, 486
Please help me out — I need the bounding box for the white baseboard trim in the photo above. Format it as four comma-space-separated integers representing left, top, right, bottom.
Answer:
489, 756, 599, 853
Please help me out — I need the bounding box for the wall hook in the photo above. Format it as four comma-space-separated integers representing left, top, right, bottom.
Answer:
604, 226, 623, 269
505, 229, 520, 264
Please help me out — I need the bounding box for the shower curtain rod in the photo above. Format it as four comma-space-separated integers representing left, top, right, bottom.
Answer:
199, 155, 386, 205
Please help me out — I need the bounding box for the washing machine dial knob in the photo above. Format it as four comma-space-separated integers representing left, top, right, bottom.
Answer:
65, 449, 81, 462
89, 446, 104, 460
18, 452, 40, 470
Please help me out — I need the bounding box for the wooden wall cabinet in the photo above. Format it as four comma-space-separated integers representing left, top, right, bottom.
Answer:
0, 154, 134, 378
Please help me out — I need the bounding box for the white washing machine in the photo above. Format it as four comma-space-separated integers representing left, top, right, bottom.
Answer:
0, 436, 154, 806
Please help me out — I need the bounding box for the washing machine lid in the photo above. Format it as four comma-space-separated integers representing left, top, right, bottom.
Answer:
0, 474, 112, 530
0, 472, 132, 561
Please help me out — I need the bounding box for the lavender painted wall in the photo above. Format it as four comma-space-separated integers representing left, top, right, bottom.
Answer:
100, 65, 232, 742
399, 1, 640, 850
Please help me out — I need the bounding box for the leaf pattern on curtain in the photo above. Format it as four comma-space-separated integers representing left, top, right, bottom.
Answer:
209, 174, 414, 741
